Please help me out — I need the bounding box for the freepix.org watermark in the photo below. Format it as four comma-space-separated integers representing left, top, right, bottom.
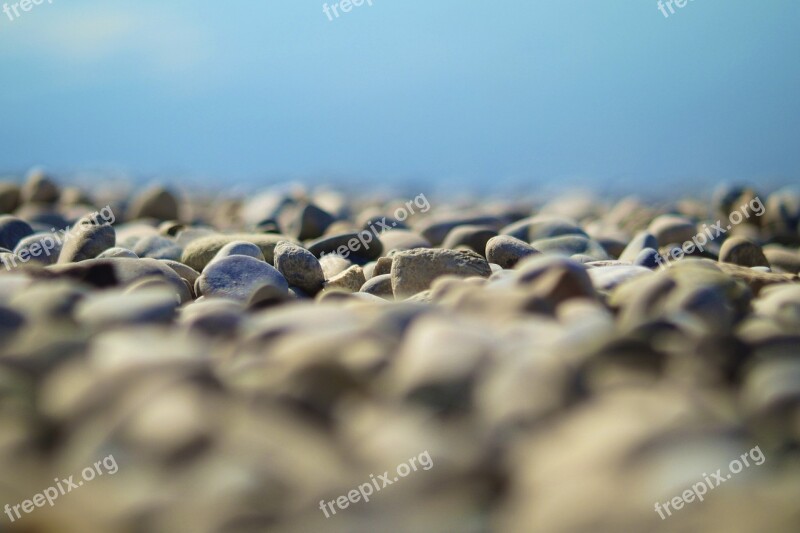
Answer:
654, 445, 765, 520
4, 454, 119, 524
657, 0, 697, 19
654, 196, 765, 270
319, 193, 430, 260
1, 205, 115, 271
2, 0, 54, 24
322, 0, 373, 22
319, 450, 433, 518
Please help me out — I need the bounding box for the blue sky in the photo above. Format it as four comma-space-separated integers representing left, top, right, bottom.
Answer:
0, 0, 798, 194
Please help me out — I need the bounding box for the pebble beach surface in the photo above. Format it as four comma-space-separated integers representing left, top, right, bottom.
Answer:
1, 172, 800, 532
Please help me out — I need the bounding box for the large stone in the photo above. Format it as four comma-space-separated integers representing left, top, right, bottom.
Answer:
485, 235, 539, 269
196, 255, 288, 301
391, 248, 492, 299
58, 216, 116, 263
323, 265, 366, 293
0, 215, 33, 250
719, 237, 770, 268
273, 241, 325, 295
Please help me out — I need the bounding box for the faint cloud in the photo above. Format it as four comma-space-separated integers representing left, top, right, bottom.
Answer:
0, 6, 209, 75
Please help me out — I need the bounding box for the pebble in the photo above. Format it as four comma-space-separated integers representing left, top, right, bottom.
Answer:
57, 216, 116, 263
132, 235, 183, 261
618, 231, 659, 262
501, 215, 587, 242
391, 248, 492, 299
485, 235, 539, 268
0, 182, 21, 213
273, 241, 325, 295
719, 236, 770, 267
196, 255, 288, 301
0, 215, 34, 250
360, 273, 394, 300
20, 168, 60, 204
378, 229, 432, 252
280, 203, 335, 240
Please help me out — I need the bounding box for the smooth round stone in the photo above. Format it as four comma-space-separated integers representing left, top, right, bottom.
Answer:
485, 235, 539, 269
273, 241, 325, 295
500, 215, 587, 242
360, 214, 408, 232
719, 236, 770, 268
634, 247, 661, 269
0, 182, 21, 213
13, 232, 62, 265
619, 231, 659, 262
391, 248, 492, 299
20, 169, 60, 204
531, 235, 609, 260
97, 247, 138, 259
588, 265, 652, 291
75, 287, 179, 329
763, 246, 800, 274
211, 240, 265, 263
323, 265, 366, 293
0, 215, 34, 250
196, 255, 288, 301
441, 225, 498, 256
57, 217, 115, 263
280, 203, 335, 240
360, 273, 394, 300
132, 235, 183, 261
127, 185, 180, 221
418, 215, 507, 246
648, 214, 697, 247
180, 233, 295, 272
764, 189, 800, 243
306, 231, 383, 261
378, 230, 431, 252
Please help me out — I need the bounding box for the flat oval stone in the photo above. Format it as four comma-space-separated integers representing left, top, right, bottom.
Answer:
391, 248, 492, 299
763, 246, 800, 274
75, 287, 179, 330
360, 273, 394, 300
485, 235, 539, 269
0, 215, 33, 250
273, 241, 325, 295
57, 218, 116, 263
280, 203, 335, 240
13, 232, 62, 265
719, 236, 770, 268
418, 215, 507, 246
196, 255, 288, 301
